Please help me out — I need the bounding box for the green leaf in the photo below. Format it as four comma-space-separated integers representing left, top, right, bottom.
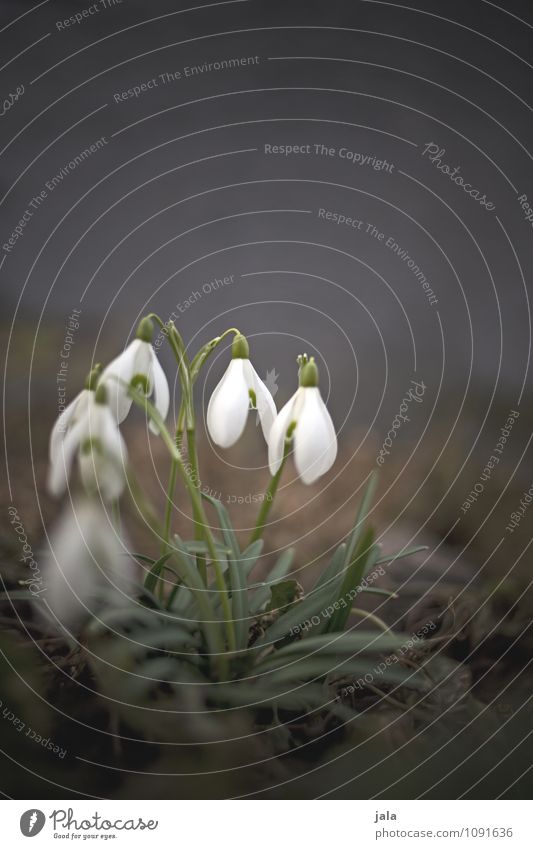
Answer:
241, 539, 265, 578
228, 552, 248, 651
258, 630, 409, 666
213, 681, 358, 722
266, 580, 302, 615
326, 528, 377, 633
170, 533, 224, 657
304, 543, 349, 635
261, 656, 422, 691
264, 548, 295, 583
167, 582, 196, 615
376, 545, 428, 566
131, 626, 201, 655
249, 548, 295, 614
202, 492, 240, 559
180, 540, 231, 557
131, 552, 157, 565
312, 542, 348, 592
343, 472, 378, 568
251, 580, 334, 646
144, 552, 174, 594
200, 494, 255, 649
213, 681, 334, 712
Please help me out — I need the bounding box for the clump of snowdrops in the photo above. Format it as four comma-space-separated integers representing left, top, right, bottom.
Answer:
40, 316, 425, 728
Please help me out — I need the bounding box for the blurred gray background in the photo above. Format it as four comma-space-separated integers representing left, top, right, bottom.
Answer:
1, 0, 532, 571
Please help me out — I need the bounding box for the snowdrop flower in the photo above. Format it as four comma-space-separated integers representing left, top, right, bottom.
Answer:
47, 383, 127, 501
49, 365, 101, 465
268, 357, 337, 484
100, 317, 169, 434
40, 499, 134, 631
207, 333, 276, 448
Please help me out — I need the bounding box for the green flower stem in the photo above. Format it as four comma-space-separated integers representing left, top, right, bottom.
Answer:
125, 468, 163, 541
189, 327, 241, 382
169, 539, 227, 678
162, 458, 178, 554
248, 429, 294, 546
175, 460, 236, 654
127, 386, 236, 653
111, 499, 121, 533
186, 427, 207, 586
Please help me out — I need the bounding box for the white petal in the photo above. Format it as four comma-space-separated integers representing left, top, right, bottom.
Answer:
294, 388, 337, 484
147, 348, 170, 435
40, 499, 134, 631
268, 390, 299, 475
79, 450, 126, 501
244, 361, 277, 443
47, 418, 85, 497
132, 339, 152, 376
101, 339, 144, 423
49, 389, 89, 462
206, 359, 250, 448
79, 404, 127, 500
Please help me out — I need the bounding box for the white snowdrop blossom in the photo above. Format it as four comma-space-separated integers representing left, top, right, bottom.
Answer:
47, 385, 128, 501
207, 333, 276, 448
268, 358, 337, 484
41, 499, 134, 630
49, 366, 101, 466
100, 317, 169, 434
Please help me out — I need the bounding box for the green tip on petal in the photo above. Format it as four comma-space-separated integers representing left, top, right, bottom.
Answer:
232, 333, 249, 359
94, 382, 108, 405
84, 364, 102, 391
131, 373, 150, 393
136, 316, 154, 342
286, 420, 297, 440
299, 358, 319, 388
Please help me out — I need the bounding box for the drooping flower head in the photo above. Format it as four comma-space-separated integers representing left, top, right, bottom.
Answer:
207, 333, 276, 448
47, 382, 128, 501
268, 355, 337, 484
41, 498, 134, 631
49, 364, 101, 464
100, 316, 169, 434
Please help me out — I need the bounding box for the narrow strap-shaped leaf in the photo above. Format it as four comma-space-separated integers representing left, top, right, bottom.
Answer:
131, 552, 156, 565
257, 629, 409, 665
144, 552, 174, 594
228, 553, 248, 650
171, 533, 223, 656
212, 681, 333, 712
202, 492, 240, 558
241, 539, 265, 578
201, 494, 251, 647
343, 472, 378, 569
312, 542, 347, 592
376, 545, 428, 567
131, 625, 201, 653
326, 528, 376, 634
265, 548, 295, 582
249, 548, 295, 614
213, 682, 358, 722
260, 656, 424, 690
251, 579, 335, 647
179, 540, 231, 558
